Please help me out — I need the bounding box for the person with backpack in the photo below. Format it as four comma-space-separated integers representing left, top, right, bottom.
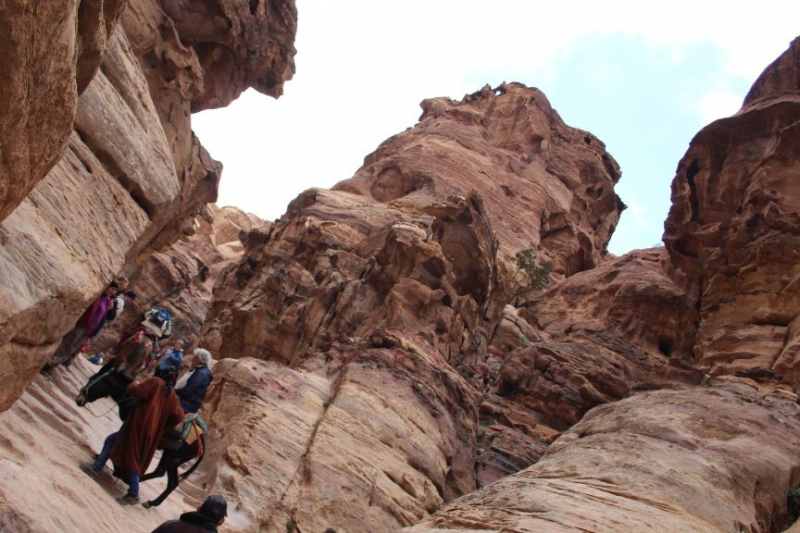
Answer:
90, 288, 138, 342
81, 366, 184, 504
142, 306, 174, 339
176, 348, 214, 413
150, 494, 227, 532
44, 278, 125, 370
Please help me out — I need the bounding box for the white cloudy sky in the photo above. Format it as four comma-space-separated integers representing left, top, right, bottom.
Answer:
193, 1, 800, 254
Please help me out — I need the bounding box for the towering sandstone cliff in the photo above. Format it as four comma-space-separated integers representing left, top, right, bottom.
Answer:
0, 0, 297, 411
405, 35, 800, 533
1, 3, 800, 533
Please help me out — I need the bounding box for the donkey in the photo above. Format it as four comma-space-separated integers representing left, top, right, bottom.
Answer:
76, 361, 206, 507
75, 359, 136, 420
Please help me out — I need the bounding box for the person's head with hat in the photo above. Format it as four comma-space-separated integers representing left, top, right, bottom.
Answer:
198, 494, 227, 525
149, 494, 227, 532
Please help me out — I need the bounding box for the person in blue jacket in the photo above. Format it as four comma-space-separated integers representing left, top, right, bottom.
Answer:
176, 348, 214, 413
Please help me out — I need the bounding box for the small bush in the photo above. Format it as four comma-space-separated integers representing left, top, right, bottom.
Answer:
515, 248, 552, 292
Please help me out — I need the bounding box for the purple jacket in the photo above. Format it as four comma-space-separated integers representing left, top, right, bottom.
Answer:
77, 292, 112, 336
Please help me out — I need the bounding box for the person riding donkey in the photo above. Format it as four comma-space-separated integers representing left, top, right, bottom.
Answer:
81, 365, 184, 504
114, 305, 175, 376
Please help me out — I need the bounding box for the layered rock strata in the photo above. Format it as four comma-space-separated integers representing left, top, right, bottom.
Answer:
192, 84, 629, 530
663, 36, 800, 381
0, 0, 297, 412
0, 0, 127, 222
202, 83, 624, 365
337, 83, 625, 277
476, 247, 702, 486
197, 333, 477, 532
404, 383, 800, 533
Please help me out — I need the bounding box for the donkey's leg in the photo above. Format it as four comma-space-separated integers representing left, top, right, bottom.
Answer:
145, 462, 181, 507
140, 455, 169, 482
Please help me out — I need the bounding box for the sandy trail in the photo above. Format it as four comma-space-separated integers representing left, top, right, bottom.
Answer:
0, 358, 202, 532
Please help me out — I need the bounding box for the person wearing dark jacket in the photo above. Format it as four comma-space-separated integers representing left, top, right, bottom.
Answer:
176, 348, 214, 413
150, 494, 227, 532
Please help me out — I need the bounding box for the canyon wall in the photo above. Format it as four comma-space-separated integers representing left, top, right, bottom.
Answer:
407, 34, 800, 533
0, 0, 297, 411
184, 84, 654, 532
664, 36, 800, 382
1, 2, 799, 532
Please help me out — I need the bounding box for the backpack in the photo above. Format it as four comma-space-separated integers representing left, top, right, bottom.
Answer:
144, 307, 173, 338
149, 307, 173, 327
104, 296, 124, 322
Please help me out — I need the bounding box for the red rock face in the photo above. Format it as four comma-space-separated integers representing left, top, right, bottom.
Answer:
663, 36, 800, 381
189, 83, 632, 530
160, 0, 298, 110
197, 333, 478, 532
0, 0, 297, 411
405, 383, 800, 533
203, 190, 505, 374
338, 83, 625, 278
2, 6, 799, 533
202, 84, 624, 366
0, 0, 127, 222
475, 248, 702, 486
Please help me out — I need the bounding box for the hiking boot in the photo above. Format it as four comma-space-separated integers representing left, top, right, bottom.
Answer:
116, 494, 140, 505
80, 462, 99, 479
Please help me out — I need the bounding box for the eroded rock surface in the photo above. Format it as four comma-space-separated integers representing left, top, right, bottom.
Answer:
196, 332, 477, 532
192, 82, 627, 530
2, 5, 799, 533
663, 36, 800, 381
202, 83, 624, 366
475, 248, 702, 486
337, 83, 625, 277
0, 0, 127, 221
0, 0, 297, 411
405, 383, 800, 533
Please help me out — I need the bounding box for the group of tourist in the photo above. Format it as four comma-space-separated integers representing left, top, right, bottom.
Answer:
49, 275, 227, 532
49, 277, 346, 533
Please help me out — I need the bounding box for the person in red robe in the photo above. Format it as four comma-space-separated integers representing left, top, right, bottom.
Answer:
82, 367, 184, 504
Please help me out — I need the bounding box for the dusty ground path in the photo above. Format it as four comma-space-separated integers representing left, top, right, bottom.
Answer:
0, 358, 201, 532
